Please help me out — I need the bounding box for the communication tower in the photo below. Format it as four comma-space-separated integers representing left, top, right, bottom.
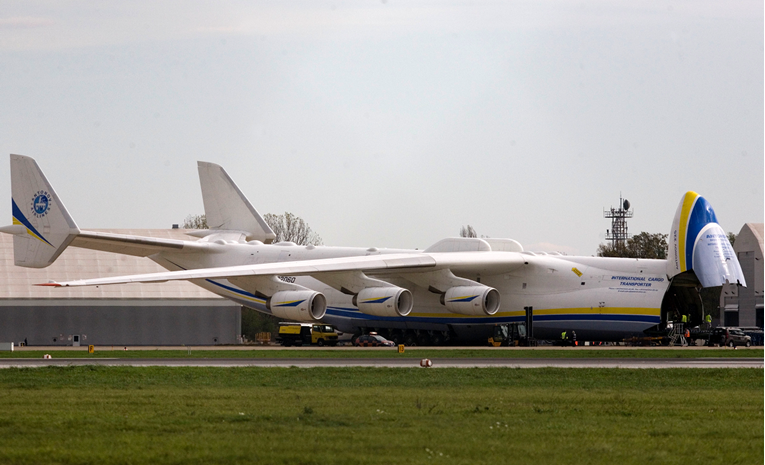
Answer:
604, 195, 632, 248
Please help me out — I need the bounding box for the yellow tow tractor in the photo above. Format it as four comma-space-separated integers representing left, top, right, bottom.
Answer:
277, 323, 339, 347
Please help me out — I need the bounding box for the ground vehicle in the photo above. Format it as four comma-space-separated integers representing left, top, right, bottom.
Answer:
708, 327, 752, 347
488, 323, 527, 346
277, 323, 338, 347
353, 333, 395, 347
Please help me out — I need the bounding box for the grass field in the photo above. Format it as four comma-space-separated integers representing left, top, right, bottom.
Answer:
4, 347, 764, 359
0, 367, 761, 464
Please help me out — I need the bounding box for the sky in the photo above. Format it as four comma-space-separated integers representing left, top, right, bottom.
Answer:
0, 0, 762, 256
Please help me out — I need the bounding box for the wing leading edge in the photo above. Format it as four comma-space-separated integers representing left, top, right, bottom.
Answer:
39, 251, 527, 288
40, 253, 439, 287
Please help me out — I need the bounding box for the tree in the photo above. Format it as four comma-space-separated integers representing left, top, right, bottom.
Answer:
182, 214, 208, 229
181, 212, 323, 248
460, 225, 477, 238
241, 306, 280, 342
727, 232, 736, 247
263, 212, 322, 246
596, 232, 668, 259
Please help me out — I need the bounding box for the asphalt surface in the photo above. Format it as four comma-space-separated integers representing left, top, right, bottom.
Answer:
0, 357, 761, 369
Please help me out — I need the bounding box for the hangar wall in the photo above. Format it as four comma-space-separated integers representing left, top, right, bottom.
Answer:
720, 223, 764, 328
0, 230, 242, 346
0, 301, 240, 346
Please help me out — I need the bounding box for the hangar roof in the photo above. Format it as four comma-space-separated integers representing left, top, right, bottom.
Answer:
0, 229, 222, 300
736, 223, 763, 256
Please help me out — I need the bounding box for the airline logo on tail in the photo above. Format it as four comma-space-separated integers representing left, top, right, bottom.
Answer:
32, 191, 52, 218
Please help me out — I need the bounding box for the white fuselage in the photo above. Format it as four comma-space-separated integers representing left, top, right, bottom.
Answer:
153, 242, 668, 341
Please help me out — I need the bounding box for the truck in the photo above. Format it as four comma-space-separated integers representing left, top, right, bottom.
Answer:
277, 323, 339, 347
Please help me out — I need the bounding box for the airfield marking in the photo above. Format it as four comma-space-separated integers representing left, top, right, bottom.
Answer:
0, 358, 761, 369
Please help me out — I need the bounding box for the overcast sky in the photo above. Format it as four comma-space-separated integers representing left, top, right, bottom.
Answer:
1, 1, 762, 255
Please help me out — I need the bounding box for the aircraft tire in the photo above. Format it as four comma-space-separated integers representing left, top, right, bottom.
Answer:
389, 331, 404, 345
404, 332, 417, 347
431, 332, 445, 346
417, 332, 432, 346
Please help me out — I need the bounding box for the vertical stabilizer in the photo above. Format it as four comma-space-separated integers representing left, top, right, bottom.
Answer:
667, 191, 745, 287
5, 154, 80, 268
197, 162, 276, 243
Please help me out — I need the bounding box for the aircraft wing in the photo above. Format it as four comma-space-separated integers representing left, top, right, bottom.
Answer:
39, 251, 525, 288
71, 230, 209, 257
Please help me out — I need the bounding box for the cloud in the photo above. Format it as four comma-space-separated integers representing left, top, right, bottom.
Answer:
0, 17, 55, 29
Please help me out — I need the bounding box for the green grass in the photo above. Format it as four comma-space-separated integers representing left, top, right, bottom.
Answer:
0, 367, 761, 464
3, 347, 763, 359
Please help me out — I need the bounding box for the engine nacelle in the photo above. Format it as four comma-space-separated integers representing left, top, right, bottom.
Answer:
267, 290, 327, 322
353, 287, 413, 317
442, 286, 500, 316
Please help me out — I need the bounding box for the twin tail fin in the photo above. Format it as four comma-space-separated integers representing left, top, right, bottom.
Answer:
2, 154, 80, 268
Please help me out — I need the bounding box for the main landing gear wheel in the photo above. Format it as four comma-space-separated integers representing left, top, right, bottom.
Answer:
389, 331, 404, 345
416, 332, 431, 346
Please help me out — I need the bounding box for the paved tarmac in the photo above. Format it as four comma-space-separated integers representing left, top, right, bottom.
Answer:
0, 357, 761, 369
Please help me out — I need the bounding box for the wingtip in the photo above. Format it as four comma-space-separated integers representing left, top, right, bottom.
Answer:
36, 282, 63, 287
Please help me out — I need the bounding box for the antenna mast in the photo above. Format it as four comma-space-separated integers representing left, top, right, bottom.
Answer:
604, 194, 632, 249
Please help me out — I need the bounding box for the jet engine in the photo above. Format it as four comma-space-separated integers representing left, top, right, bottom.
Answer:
352, 287, 413, 317
441, 286, 500, 316
267, 290, 327, 322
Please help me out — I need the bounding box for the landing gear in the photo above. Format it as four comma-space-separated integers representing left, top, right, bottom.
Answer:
416, 332, 432, 346
388, 331, 404, 345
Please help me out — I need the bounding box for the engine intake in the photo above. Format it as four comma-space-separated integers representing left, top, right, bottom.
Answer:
353, 287, 413, 317
267, 290, 327, 322
441, 286, 500, 316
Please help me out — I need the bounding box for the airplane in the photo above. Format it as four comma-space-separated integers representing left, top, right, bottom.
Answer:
0, 154, 746, 345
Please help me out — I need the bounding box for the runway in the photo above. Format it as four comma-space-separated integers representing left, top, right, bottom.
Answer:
1, 357, 761, 369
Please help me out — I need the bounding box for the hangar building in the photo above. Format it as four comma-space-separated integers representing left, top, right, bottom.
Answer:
0, 230, 241, 346
720, 223, 764, 328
